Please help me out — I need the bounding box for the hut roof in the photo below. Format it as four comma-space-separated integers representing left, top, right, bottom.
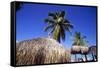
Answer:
89, 46, 96, 55
71, 45, 89, 54
16, 38, 70, 65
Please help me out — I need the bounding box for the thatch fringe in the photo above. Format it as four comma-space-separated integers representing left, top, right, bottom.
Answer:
71, 45, 89, 54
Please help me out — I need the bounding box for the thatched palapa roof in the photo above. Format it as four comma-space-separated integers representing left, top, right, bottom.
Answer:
71, 45, 89, 54
16, 38, 70, 65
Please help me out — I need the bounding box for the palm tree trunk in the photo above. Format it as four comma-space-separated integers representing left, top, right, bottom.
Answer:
75, 54, 77, 62
92, 53, 95, 61
84, 54, 87, 61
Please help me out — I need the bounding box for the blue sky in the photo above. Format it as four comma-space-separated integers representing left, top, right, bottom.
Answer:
16, 3, 97, 48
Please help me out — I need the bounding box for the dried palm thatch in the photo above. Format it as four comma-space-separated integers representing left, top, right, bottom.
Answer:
89, 46, 96, 55
16, 38, 70, 65
71, 45, 81, 54
89, 46, 97, 61
80, 46, 89, 54
71, 45, 89, 54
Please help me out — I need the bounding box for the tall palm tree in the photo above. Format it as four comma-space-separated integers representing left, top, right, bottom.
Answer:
71, 32, 88, 62
44, 11, 73, 43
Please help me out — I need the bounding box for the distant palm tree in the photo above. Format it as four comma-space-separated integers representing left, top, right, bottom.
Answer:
44, 11, 73, 43
73, 32, 87, 46
73, 32, 88, 46
71, 32, 88, 62
73, 32, 81, 45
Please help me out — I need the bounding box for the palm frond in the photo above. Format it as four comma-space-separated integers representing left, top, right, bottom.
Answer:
50, 27, 55, 33
63, 25, 72, 35
44, 24, 54, 32
60, 11, 65, 17
55, 12, 59, 17
63, 23, 74, 29
44, 18, 55, 24
64, 19, 70, 23
48, 12, 57, 19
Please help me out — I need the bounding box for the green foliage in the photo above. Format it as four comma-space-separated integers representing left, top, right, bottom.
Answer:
73, 32, 88, 46
44, 11, 73, 43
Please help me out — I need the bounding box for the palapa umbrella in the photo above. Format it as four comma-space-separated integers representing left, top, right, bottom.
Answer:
71, 32, 89, 62
89, 46, 97, 61
71, 45, 89, 62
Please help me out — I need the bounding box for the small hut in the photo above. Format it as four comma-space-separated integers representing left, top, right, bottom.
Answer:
71, 32, 89, 62
71, 45, 89, 62
89, 46, 97, 61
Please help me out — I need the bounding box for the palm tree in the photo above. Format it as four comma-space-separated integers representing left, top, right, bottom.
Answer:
72, 32, 81, 46
71, 32, 89, 62
44, 11, 73, 43
72, 32, 87, 46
